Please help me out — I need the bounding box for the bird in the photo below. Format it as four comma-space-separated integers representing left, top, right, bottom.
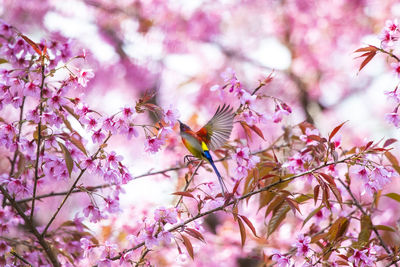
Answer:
178, 104, 235, 196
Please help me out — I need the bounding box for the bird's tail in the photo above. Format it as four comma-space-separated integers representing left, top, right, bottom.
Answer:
206, 157, 228, 197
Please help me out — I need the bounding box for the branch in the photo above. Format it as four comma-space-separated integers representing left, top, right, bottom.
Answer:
105, 155, 354, 263
17, 146, 280, 204
175, 160, 203, 208
31, 64, 46, 221
41, 133, 112, 237
0, 186, 60, 266
10, 250, 33, 266
338, 179, 399, 267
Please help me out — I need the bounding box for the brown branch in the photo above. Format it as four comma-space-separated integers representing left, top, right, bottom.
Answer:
17, 146, 281, 204
105, 155, 355, 263
338, 179, 399, 267
10, 250, 33, 266
41, 133, 112, 237
0, 186, 60, 266
175, 160, 203, 208
31, 64, 46, 222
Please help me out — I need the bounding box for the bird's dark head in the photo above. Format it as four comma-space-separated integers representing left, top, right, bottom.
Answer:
178, 120, 191, 132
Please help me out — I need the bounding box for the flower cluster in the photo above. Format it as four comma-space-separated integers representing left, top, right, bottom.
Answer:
379, 19, 399, 49
130, 207, 178, 249
232, 146, 260, 179
352, 164, 393, 196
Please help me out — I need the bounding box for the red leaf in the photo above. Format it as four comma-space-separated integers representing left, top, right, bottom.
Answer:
319, 172, 336, 186
358, 51, 377, 72
172, 191, 195, 198
329, 121, 347, 141
240, 121, 253, 140
249, 124, 265, 140
232, 179, 241, 195
354, 45, 378, 53
184, 228, 205, 242
20, 34, 42, 55
314, 185, 320, 205
384, 138, 397, 147
181, 234, 194, 259
285, 197, 302, 215
239, 215, 258, 237
237, 217, 246, 247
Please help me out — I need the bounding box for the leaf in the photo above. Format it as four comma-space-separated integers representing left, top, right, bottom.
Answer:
184, 228, 205, 242
33, 125, 48, 140
267, 202, 290, 237
384, 193, 400, 202
314, 185, 320, 205
0, 58, 8, 64
358, 215, 372, 244
181, 234, 194, 259
302, 205, 323, 227
240, 121, 253, 141
69, 135, 88, 156
329, 121, 347, 141
285, 197, 302, 215
239, 215, 258, 237
385, 151, 399, 166
14, 152, 26, 178
354, 45, 379, 53
328, 184, 343, 205
265, 196, 284, 218
384, 138, 397, 147
374, 225, 396, 232
63, 105, 81, 122
358, 51, 377, 72
249, 124, 265, 140
319, 172, 336, 186
172, 191, 195, 199
20, 34, 42, 55
237, 217, 246, 247
327, 217, 349, 242
58, 142, 74, 177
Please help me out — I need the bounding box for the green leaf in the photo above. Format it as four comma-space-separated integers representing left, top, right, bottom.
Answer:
374, 225, 396, 232
358, 215, 372, 244
58, 142, 74, 177
384, 193, 400, 203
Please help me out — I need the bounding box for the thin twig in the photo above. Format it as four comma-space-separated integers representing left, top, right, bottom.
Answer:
30, 65, 46, 222
41, 133, 112, 237
0, 185, 60, 266
17, 146, 281, 204
338, 179, 399, 267
104, 155, 355, 263
11, 250, 33, 266
175, 160, 203, 208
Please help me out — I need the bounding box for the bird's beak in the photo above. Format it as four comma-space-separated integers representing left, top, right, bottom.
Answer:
177, 120, 182, 125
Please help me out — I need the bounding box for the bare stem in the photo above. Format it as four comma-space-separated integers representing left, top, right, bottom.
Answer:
41, 133, 112, 237
17, 146, 281, 204
175, 160, 203, 208
0, 185, 60, 266
338, 179, 398, 267
104, 155, 354, 263
30, 65, 46, 222
11, 250, 33, 266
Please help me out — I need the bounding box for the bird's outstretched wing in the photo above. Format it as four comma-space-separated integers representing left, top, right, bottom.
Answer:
196, 104, 235, 151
